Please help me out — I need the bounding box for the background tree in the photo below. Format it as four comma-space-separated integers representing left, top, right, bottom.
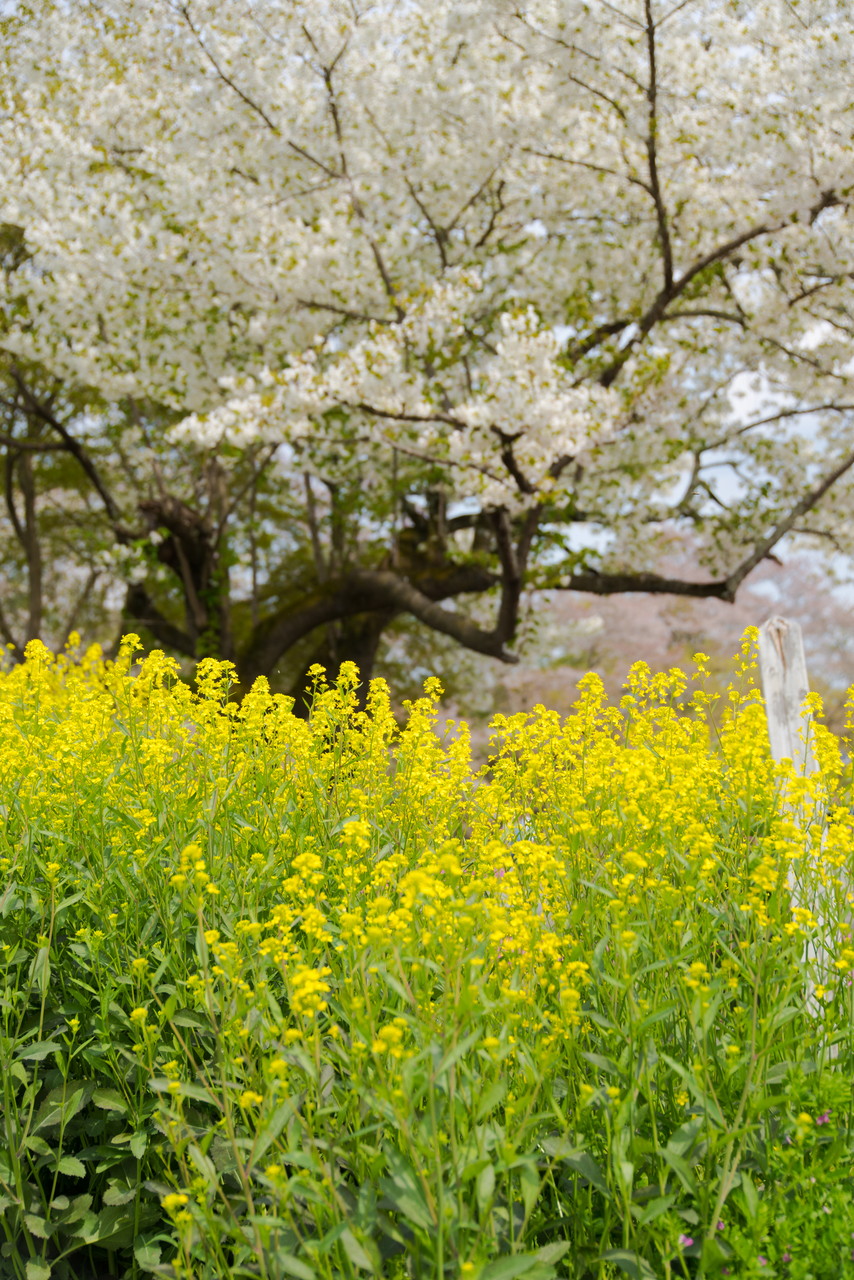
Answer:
466, 550, 854, 741
0, 0, 853, 702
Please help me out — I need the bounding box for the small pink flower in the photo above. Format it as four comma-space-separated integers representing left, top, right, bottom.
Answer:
782, 1253, 791, 1263
758, 1257, 768, 1267
494, 868, 506, 879
816, 1110, 831, 1125
678, 1235, 694, 1248
717, 1220, 725, 1231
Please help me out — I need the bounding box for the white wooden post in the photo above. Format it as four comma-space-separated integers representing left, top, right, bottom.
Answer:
758, 617, 817, 779
757, 616, 829, 1028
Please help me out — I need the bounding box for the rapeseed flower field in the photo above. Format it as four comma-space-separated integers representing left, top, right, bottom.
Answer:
1, 632, 854, 1280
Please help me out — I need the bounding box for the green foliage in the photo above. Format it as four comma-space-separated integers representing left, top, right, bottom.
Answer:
0, 634, 854, 1278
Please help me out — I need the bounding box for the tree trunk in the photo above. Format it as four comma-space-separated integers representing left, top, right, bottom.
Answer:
287, 610, 398, 716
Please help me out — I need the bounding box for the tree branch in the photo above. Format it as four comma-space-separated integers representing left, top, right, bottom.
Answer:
490, 507, 522, 643
12, 373, 123, 524
124, 583, 196, 656
0, 596, 20, 654
174, 2, 280, 133
643, 0, 673, 291
724, 446, 854, 595
562, 446, 854, 603
240, 561, 503, 683
59, 567, 99, 649
569, 187, 841, 384
561, 568, 732, 599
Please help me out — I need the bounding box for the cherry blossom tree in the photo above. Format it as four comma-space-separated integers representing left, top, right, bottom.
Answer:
0, 0, 852, 695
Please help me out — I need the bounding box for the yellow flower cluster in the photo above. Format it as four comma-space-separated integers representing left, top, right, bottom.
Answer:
3, 626, 854, 1250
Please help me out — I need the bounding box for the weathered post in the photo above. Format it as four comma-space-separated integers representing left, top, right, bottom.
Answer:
757, 617, 817, 781
757, 616, 829, 1029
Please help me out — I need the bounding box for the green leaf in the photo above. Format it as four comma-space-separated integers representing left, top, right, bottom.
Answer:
130, 1130, 148, 1159
92, 1087, 128, 1114
34, 1083, 89, 1132
55, 891, 85, 913
270, 1255, 315, 1280
314, 1221, 348, 1255
103, 1181, 137, 1206
55, 1156, 86, 1177
252, 1096, 300, 1163
0, 880, 20, 914
665, 1118, 703, 1156
637, 1195, 676, 1225
26, 1262, 51, 1280
637, 1004, 678, 1031
23, 1136, 51, 1156
581, 1051, 621, 1077
16, 1040, 59, 1061
380, 1152, 435, 1231
562, 1150, 609, 1197
134, 1237, 162, 1271
170, 1009, 211, 1029
436, 1028, 482, 1075
598, 1249, 658, 1279
739, 1170, 760, 1219
475, 1079, 506, 1121
340, 1228, 375, 1273
661, 1149, 697, 1196
519, 1161, 540, 1217
24, 1214, 49, 1239
477, 1162, 496, 1213
30, 946, 51, 997
149, 1078, 212, 1102
540, 1136, 580, 1161
188, 1143, 217, 1182
535, 1243, 571, 1265
481, 1255, 549, 1280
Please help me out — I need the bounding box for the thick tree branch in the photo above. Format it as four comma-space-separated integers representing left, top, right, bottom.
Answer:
124, 583, 196, 657
490, 508, 522, 643
562, 568, 732, 599
240, 561, 502, 683
663, 308, 746, 327
0, 427, 66, 451
497, 436, 536, 495
563, 446, 854, 603
361, 568, 518, 661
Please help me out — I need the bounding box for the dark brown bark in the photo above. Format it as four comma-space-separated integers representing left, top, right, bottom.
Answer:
138, 495, 232, 659
124, 583, 195, 657
287, 609, 398, 715
238, 562, 499, 686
